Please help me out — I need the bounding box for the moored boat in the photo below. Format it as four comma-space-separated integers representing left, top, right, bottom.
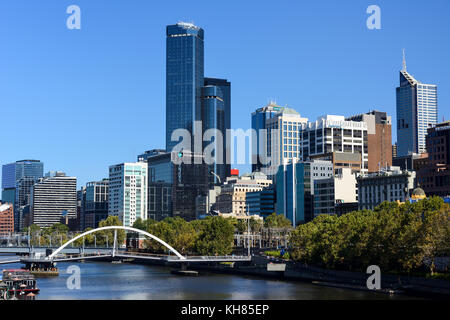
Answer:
1, 269, 40, 296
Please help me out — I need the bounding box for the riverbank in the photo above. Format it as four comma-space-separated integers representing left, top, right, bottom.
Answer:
120, 255, 449, 299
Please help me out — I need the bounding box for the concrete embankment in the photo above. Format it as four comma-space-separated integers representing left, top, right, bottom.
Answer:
194, 256, 450, 298
88, 255, 450, 298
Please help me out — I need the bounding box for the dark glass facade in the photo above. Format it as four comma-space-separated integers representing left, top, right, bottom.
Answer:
276, 162, 312, 225
204, 78, 231, 181
396, 72, 418, 156
140, 150, 174, 221
246, 187, 275, 218
202, 85, 226, 185
251, 104, 281, 172
166, 23, 204, 152
2, 163, 16, 190
1, 160, 43, 230
83, 179, 109, 229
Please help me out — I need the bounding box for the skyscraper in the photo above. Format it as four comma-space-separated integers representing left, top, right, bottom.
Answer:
251, 102, 285, 172
139, 150, 173, 221
266, 106, 308, 174
396, 51, 438, 156
202, 85, 226, 184
204, 77, 231, 182
1, 163, 16, 206
165, 23, 231, 186
1, 160, 44, 230
31, 171, 77, 228
299, 115, 369, 175
166, 22, 204, 152
108, 162, 148, 227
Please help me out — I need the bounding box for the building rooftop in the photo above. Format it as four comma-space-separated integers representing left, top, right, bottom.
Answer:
176, 21, 200, 30
276, 107, 300, 116
0, 203, 12, 212
400, 69, 420, 86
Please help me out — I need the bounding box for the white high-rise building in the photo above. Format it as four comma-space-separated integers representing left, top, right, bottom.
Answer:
266, 107, 308, 174
299, 115, 369, 175
108, 162, 148, 227
31, 172, 77, 228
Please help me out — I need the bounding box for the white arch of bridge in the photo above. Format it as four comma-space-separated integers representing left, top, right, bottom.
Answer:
47, 226, 185, 260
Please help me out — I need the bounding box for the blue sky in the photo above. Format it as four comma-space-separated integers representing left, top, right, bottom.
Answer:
0, 0, 449, 188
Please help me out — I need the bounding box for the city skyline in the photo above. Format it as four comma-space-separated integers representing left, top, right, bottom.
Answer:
1, 1, 450, 188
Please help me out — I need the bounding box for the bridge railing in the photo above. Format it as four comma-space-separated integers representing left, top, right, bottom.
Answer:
167, 255, 252, 261
117, 251, 170, 258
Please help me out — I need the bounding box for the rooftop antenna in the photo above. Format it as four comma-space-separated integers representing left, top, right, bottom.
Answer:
402, 49, 407, 72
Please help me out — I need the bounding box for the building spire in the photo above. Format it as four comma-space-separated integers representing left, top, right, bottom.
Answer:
402, 49, 407, 72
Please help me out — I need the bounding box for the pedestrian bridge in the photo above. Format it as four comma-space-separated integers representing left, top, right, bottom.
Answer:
0, 226, 252, 265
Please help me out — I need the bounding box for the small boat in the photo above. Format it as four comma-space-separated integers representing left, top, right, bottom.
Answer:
1, 269, 40, 296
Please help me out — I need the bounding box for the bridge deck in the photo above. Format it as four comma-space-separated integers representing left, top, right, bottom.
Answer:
0, 250, 252, 265
0, 259, 20, 265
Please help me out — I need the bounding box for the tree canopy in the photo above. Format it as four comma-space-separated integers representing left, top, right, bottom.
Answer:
289, 197, 450, 274
264, 213, 292, 228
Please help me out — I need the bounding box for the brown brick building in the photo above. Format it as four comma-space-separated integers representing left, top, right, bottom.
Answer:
346, 110, 392, 172
417, 121, 450, 197
0, 202, 14, 236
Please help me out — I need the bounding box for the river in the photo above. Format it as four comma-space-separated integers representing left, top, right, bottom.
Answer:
0, 257, 417, 300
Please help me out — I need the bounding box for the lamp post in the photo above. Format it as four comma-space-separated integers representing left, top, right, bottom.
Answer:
246, 206, 251, 257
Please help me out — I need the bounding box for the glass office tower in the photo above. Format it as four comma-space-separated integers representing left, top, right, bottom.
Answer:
251, 102, 283, 172
1, 163, 16, 204
275, 161, 312, 226
2, 160, 44, 229
166, 22, 204, 152
2, 163, 16, 190
204, 77, 231, 179
396, 63, 438, 156
83, 179, 109, 229
202, 85, 225, 185
204, 77, 231, 137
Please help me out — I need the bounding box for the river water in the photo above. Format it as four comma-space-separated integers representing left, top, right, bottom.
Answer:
0, 257, 416, 300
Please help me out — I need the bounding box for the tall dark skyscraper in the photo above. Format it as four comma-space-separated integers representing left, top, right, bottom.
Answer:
165, 23, 232, 186
203, 77, 231, 184
396, 51, 437, 156
166, 22, 204, 152
204, 77, 231, 138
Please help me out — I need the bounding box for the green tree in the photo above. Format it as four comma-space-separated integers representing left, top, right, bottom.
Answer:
145, 217, 196, 255
249, 218, 263, 233
96, 216, 126, 246
133, 217, 156, 231
289, 197, 450, 274
236, 219, 247, 233
264, 213, 292, 228
195, 216, 234, 256
73, 228, 95, 247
